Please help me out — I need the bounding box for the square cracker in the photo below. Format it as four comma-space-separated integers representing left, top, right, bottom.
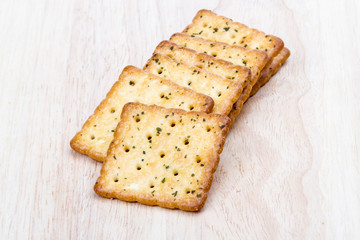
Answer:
144, 53, 243, 115
182, 10, 289, 97
70, 66, 214, 162
183, 9, 284, 61
169, 33, 269, 124
94, 103, 230, 211
153, 40, 250, 125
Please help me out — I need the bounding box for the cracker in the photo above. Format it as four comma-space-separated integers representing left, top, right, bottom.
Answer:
70, 66, 214, 162
170, 33, 269, 125
94, 102, 230, 211
144, 53, 243, 115
154, 40, 251, 125
250, 47, 290, 96
182, 10, 289, 103
183, 9, 284, 61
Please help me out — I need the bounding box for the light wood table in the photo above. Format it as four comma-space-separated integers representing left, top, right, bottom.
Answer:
1, 0, 359, 239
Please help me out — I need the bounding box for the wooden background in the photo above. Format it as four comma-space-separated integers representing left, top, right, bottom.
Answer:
1, 0, 359, 239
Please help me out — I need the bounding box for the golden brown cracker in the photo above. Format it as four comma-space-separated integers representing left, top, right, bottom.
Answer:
169, 33, 270, 125
154, 40, 252, 125
183, 9, 284, 60
94, 103, 230, 211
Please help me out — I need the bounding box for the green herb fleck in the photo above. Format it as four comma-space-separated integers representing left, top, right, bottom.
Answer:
161, 178, 166, 183
156, 127, 162, 134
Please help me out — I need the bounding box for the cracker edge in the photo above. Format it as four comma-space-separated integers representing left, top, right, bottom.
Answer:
250, 47, 290, 96
94, 102, 231, 211
227, 49, 289, 126
70, 66, 215, 162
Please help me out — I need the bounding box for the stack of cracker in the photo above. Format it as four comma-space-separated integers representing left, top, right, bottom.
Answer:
71, 10, 290, 211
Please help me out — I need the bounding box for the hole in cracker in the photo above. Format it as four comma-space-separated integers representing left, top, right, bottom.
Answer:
187, 81, 192, 86
158, 69, 163, 74
184, 139, 189, 145
196, 64, 203, 69
217, 91, 222, 97
173, 170, 179, 176
90, 135, 95, 140
129, 81, 135, 86
211, 52, 217, 57
225, 76, 232, 79
231, 34, 236, 39
159, 151, 165, 158
149, 183, 154, 188
136, 164, 142, 170
196, 155, 201, 163
147, 135, 152, 140
186, 189, 191, 194
124, 146, 130, 152
110, 108, 116, 113
206, 126, 211, 132
114, 178, 119, 183
134, 116, 140, 122
160, 93, 165, 98
167, 54, 173, 58
189, 105, 194, 111
203, 23, 208, 27
170, 122, 176, 127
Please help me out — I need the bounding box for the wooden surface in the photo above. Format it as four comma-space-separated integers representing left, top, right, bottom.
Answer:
1, 0, 359, 239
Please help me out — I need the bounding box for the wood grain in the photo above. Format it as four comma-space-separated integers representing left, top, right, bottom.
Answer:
0, 0, 359, 239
